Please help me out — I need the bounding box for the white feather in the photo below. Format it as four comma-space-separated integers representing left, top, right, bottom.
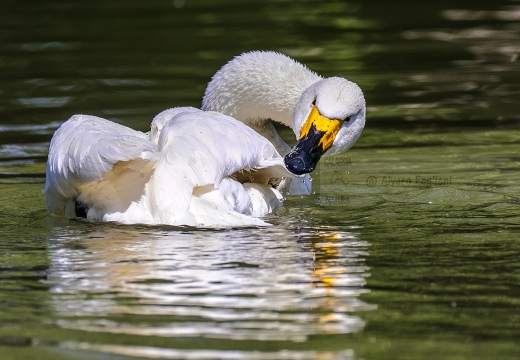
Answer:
44, 114, 157, 218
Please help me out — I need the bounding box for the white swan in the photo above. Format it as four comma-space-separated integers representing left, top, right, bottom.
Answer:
44, 51, 366, 227
202, 51, 366, 184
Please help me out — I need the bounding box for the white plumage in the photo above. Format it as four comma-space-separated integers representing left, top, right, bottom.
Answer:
45, 108, 290, 227
45, 51, 366, 227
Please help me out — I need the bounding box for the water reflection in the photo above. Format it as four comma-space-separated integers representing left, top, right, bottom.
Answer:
57, 342, 357, 360
46, 224, 373, 345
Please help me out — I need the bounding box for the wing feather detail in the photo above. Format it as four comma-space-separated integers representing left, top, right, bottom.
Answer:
146, 108, 286, 223
45, 114, 157, 215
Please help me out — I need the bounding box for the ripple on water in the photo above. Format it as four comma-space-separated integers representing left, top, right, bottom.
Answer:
45, 225, 375, 343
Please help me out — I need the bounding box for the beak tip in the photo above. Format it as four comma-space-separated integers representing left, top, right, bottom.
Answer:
284, 156, 315, 175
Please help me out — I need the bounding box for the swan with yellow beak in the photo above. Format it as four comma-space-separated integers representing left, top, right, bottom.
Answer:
202, 51, 366, 188
44, 51, 365, 227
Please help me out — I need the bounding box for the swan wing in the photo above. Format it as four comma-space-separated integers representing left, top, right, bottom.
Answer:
44, 114, 157, 216
145, 108, 288, 224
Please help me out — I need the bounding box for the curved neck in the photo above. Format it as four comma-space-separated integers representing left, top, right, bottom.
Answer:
202, 52, 322, 130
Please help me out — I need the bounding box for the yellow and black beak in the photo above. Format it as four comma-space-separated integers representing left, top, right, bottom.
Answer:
284, 103, 345, 175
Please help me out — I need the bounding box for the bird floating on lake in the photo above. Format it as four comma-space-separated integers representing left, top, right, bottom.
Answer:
44, 51, 366, 227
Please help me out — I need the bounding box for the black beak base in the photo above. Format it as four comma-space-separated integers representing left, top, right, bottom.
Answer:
284, 124, 326, 175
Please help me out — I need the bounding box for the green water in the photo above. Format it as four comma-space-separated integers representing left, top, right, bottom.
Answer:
1, 0, 519, 359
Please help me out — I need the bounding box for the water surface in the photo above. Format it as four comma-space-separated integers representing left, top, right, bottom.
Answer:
1, 0, 519, 359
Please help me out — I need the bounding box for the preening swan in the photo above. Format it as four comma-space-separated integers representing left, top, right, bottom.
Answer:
202, 51, 366, 179
44, 51, 366, 227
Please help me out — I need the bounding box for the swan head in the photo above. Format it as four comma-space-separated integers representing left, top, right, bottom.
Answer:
284, 77, 366, 175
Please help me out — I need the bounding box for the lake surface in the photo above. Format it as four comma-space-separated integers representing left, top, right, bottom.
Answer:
1, 0, 519, 359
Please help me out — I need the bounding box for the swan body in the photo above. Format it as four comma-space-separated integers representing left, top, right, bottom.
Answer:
45, 108, 294, 227
45, 51, 366, 227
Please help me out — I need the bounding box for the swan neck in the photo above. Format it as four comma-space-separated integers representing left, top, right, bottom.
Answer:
202, 52, 322, 130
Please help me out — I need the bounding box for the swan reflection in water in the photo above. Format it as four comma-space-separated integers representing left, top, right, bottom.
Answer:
46, 223, 374, 347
